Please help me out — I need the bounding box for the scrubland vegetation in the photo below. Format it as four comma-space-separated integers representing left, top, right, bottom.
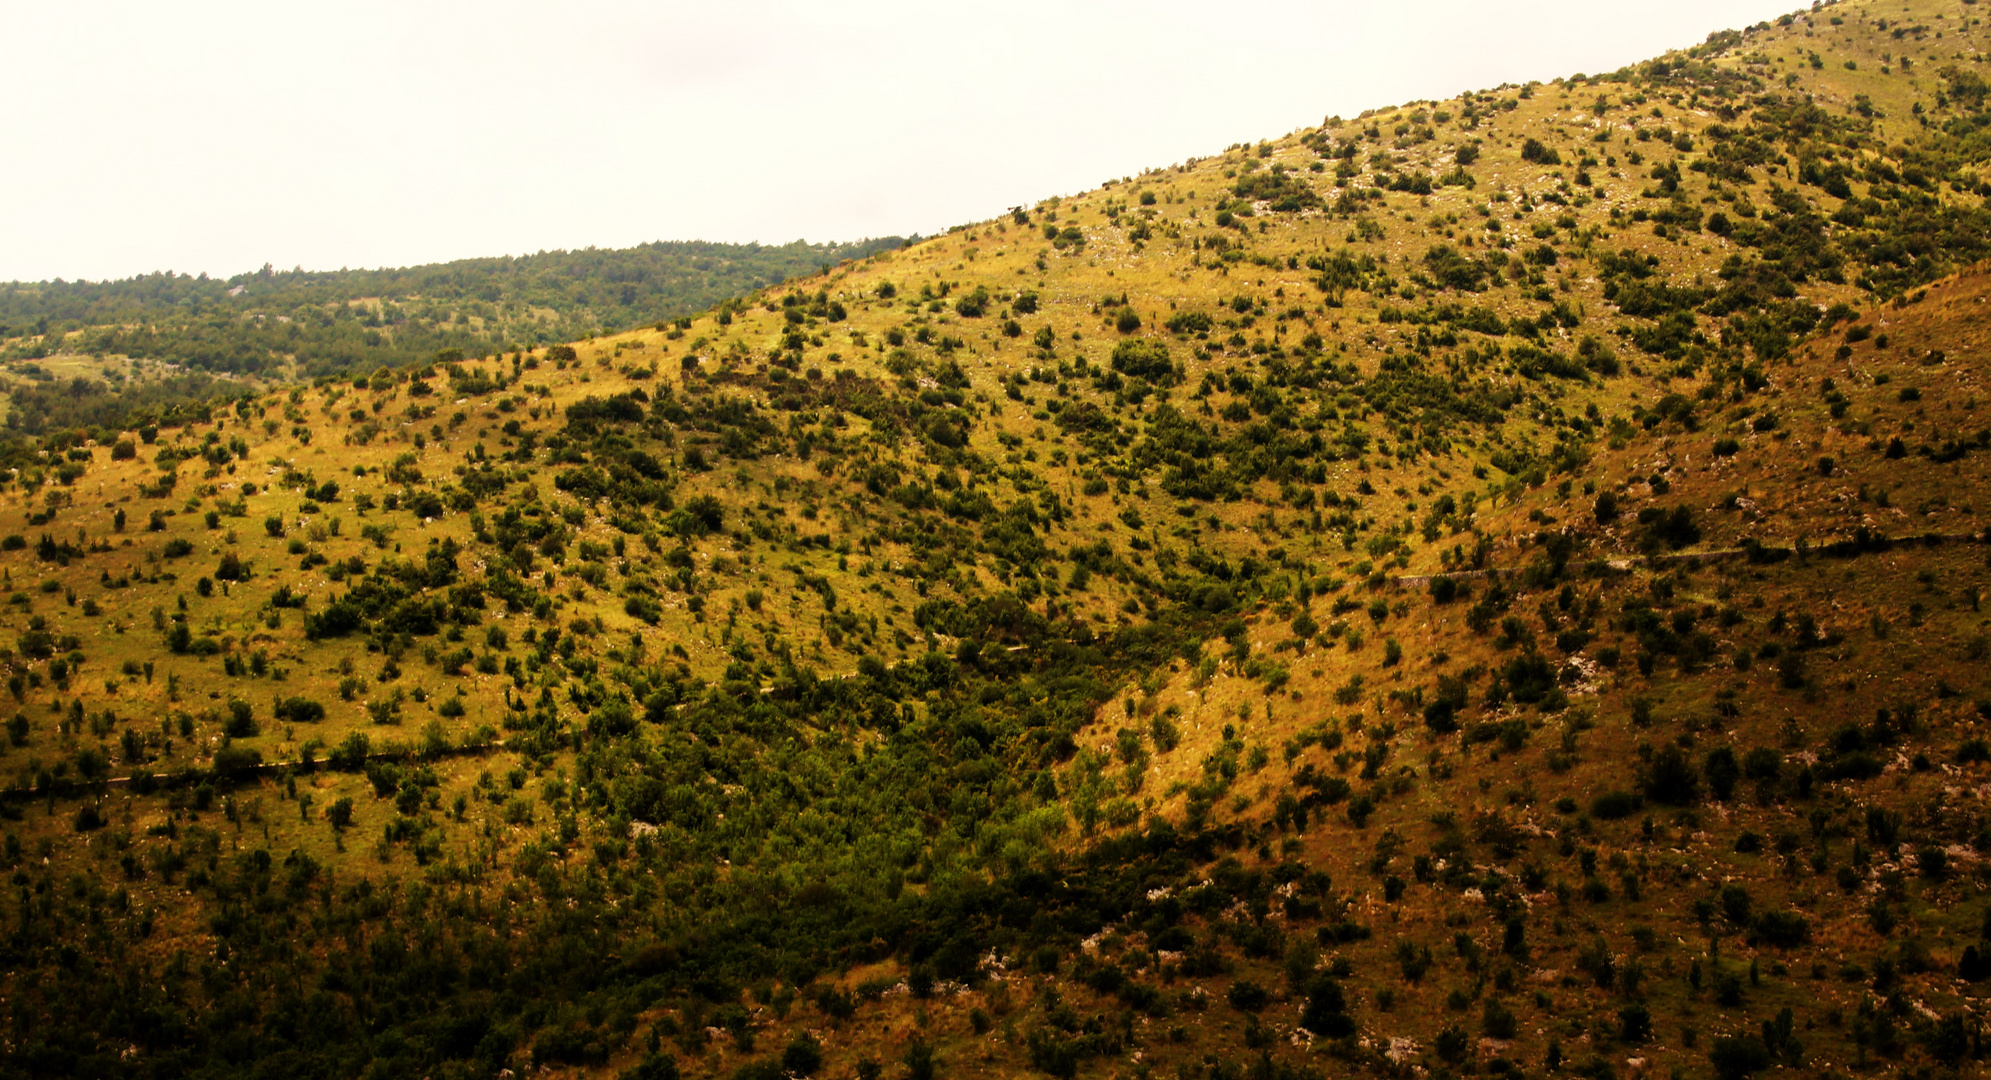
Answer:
2, 1, 1991, 1078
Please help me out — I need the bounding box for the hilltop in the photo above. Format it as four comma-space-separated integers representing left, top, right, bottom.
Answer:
2, 1, 1990, 1078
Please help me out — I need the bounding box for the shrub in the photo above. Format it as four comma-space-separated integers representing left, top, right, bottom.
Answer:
953, 287, 989, 318
1226, 979, 1270, 1012
672, 495, 724, 536
1165, 311, 1212, 335
625, 596, 663, 624
1741, 746, 1783, 780
1777, 650, 1808, 690
776, 1034, 822, 1077
1704, 746, 1740, 800
328, 732, 370, 771
1109, 340, 1176, 385
1579, 335, 1619, 375
1750, 909, 1810, 947
1591, 790, 1642, 819
1642, 745, 1700, 804
1434, 1023, 1470, 1063
1637, 505, 1700, 551
1423, 244, 1489, 291
274, 697, 326, 724
1720, 884, 1753, 925
1619, 1005, 1652, 1044
1298, 976, 1355, 1037
211, 744, 262, 775
223, 700, 257, 738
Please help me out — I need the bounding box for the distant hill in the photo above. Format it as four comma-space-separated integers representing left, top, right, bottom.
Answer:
0, 237, 902, 433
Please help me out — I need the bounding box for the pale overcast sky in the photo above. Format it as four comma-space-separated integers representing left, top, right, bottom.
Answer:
2, 0, 1803, 283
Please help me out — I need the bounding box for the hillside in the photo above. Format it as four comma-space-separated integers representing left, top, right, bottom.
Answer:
3, 1, 1991, 1078
0, 237, 902, 436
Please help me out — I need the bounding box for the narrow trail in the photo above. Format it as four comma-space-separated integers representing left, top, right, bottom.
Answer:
1386, 530, 1987, 589
4, 738, 511, 803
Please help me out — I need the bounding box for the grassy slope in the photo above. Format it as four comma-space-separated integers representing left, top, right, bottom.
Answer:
3, 0, 1991, 1077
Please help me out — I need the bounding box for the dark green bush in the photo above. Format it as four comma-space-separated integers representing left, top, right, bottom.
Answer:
1591, 790, 1642, 819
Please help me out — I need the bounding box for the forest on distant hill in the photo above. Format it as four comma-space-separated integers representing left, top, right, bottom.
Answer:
0, 238, 903, 435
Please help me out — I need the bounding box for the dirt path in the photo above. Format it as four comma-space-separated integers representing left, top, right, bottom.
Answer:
1387, 530, 1987, 589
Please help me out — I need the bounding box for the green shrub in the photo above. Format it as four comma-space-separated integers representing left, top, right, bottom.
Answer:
223, 700, 257, 738
1750, 908, 1810, 947
1591, 790, 1642, 819
273, 697, 326, 724
211, 745, 262, 775
1109, 340, 1176, 384
1165, 311, 1212, 335
1227, 980, 1270, 1011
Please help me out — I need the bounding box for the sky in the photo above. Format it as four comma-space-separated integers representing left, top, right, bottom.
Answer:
2, 0, 1805, 284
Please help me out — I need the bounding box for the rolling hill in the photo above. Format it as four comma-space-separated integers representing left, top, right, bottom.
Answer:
2, 1, 1989, 1078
